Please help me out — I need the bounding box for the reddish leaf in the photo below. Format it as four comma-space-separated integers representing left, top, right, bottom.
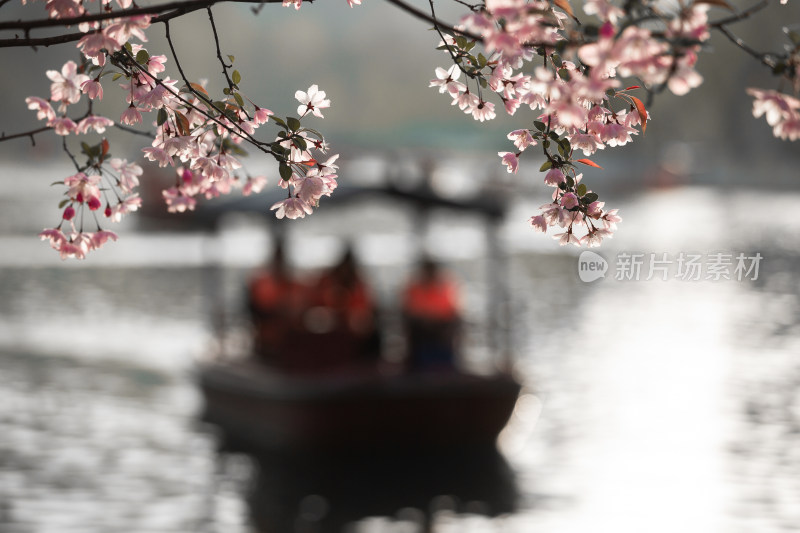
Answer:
694, 0, 734, 10
101, 138, 109, 158
301, 159, 317, 167
174, 111, 190, 137
624, 85, 641, 91
629, 95, 648, 134
552, 0, 574, 18
189, 83, 210, 99
576, 158, 603, 169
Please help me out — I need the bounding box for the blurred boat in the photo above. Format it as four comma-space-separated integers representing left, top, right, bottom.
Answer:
195, 162, 522, 452
198, 359, 521, 451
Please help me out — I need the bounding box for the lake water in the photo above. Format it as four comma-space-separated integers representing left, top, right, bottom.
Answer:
1, 186, 800, 533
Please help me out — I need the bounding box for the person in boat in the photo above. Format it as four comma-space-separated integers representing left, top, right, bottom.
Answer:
247, 238, 306, 363
402, 256, 461, 372
304, 245, 380, 367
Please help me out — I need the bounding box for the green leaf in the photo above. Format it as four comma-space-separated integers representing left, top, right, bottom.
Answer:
576, 183, 587, 197
287, 117, 301, 131
464, 41, 476, 52
124, 42, 133, 53
558, 68, 571, 82
455, 35, 467, 49
533, 120, 546, 131
271, 116, 288, 129
58, 198, 71, 209
478, 53, 487, 67
552, 54, 562, 67
227, 54, 235, 63
157, 108, 168, 126
232, 70, 241, 85
222, 87, 231, 95
135, 49, 149, 64
566, 176, 575, 188
293, 136, 307, 151
233, 92, 244, 107
80, 142, 91, 155
539, 161, 552, 172
583, 192, 599, 204
279, 163, 292, 181
50, 180, 64, 186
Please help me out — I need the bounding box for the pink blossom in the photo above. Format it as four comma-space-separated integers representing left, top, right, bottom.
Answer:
105, 15, 151, 44
39, 228, 67, 249
77, 32, 121, 60
544, 168, 566, 187
295, 85, 330, 118
120, 105, 143, 126
25, 97, 56, 121
142, 146, 173, 167
48, 116, 77, 136
108, 194, 142, 222
470, 100, 496, 122
529, 215, 547, 233
282, 0, 302, 9
553, 230, 580, 246
242, 175, 268, 196
76, 115, 114, 135
57, 239, 87, 260
64, 172, 101, 204
162, 187, 197, 213
109, 158, 143, 193
602, 209, 622, 230
90, 230, 118, 250
507, 129, 536, 150
561, 192, 579, 209
81, 79, 103, 100
498, 152, 519, 174
430, 64, 466, 96
346, 0, 361, 6
271, 197, 313, 219
254, 106, 274, 125
47, 61, 89, 105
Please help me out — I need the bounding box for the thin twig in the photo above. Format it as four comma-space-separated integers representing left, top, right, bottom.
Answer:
710, 0, 769, 28
114, 123, 154, 137
0, 126, 50, 145
715, 24, 776, 69
0, 0, 290, 32
62, 137, 82, 171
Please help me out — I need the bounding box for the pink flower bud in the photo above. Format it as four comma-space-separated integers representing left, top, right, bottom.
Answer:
87, 196, 101, 210
63, 206, 76, 220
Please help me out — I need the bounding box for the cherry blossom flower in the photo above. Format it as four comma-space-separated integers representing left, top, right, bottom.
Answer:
271, 197, 313, 219
498, 152, 519, 174
48, 116, 77, 136
109, 159, 143, 193
76, 115, 114, 135
81, 79, 103, 100
25, 97, 56, 121
120, 105, 143, 126
47, 61, 89, 105
560, 192, 579, 209
296, 85, 330, 118
242, 175, 268, 196
430, 64, 466, 96
529, 215, 547, 233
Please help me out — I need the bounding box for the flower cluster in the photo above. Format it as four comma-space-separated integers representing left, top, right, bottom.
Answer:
25, 0, 338, 259
428, 0, 719, 246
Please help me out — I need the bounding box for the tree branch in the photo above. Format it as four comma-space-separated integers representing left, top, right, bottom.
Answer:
0, 125, 50, 145
0, 0, 290, 32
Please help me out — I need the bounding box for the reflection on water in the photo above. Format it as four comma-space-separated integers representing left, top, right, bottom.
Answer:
1, 187, 800, 532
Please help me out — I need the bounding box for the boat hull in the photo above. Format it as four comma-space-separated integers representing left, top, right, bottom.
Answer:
198, 361, 522, 452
